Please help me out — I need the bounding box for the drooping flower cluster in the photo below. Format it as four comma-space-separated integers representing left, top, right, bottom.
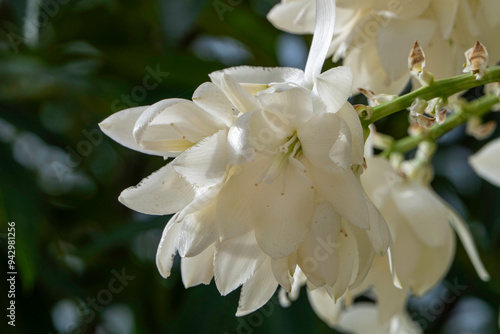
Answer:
100, 0, 391, 316
268, 0, 500, 94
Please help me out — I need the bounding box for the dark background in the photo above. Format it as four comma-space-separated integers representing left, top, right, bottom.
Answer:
0, 0, 499, 333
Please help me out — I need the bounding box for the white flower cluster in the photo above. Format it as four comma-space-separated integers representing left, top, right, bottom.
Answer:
100, 0, 392, 317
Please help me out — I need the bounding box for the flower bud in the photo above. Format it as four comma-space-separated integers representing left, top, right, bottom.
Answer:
409, 41, 434, 86
409, 98, 428, 117
358, 88, 396, 106
425, 97, 447, 116
436, 107, 448, 124
466, 117, 496, 140
463, 41, 488, 80
416, 114, 436, 128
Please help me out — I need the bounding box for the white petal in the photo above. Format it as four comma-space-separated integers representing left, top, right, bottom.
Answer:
177, 181, 223, 222
389, 220, 424, 289
338, 303, 387, 334
297, 198, 341, 286
214, 231, 267, 296
171, 129, 228, 187
446, 202, 490, 281
373, 0, 431, 19
181, 243, 215, 288
479, 0, 500, 29
336, 103, 365, 166
236, 258, 278, 317
253, 165, 315, 258
348, 224, 375, 289
209, 66, 306, 88
156, 214, 182, 278
216, 158, 269, 240
271, 257, 293, 292
362, 157, 399, 208
226, 110, 257, 166
306, 288, 342, 327
369, 255, 408, 322
344, 36, 411, 95
218, 73, 260, 114
99, 106, 171, 156
258, 85, 314, 129
423, 31, 456, 81
376, 18, 437, 81
311, 166, 370, 229
410, 232, 455, 296
365, 196, 391, 255
431, 0, 459, 39
298, 113, 347, 173
314, 66, 353, 113
267, 0, 316, 34
133, 99, 223, 146
304, 0, 336, 84
331, 223, 357, 300
119, 164, 196, 215
178, 200, 218, 258
469, 139, 500, 187
391, 183, 451, 247
192, 82, 235, 127
227, 109, 292, 166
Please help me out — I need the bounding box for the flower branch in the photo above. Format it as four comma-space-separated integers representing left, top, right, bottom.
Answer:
381, 94, 500, 157
361, 66, 500, 127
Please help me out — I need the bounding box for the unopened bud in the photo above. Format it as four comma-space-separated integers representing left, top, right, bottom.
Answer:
414, 114, 436, 128
409, 98, 428, 117
409, 41, 425, 73
425, 97, 447, 116
437, 108, 448, 124
409, 41, 434, 86
464, 41, 488, 80
466, 117, 496, 140
358, 88, 396, 106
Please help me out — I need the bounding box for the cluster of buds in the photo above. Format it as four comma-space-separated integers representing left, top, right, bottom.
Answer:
463, 41, 489, 80
408, 97, 448, 133
409, 41, 434, 86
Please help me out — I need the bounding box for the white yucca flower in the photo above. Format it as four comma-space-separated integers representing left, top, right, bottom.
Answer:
268, 0, 500, 94
358, 155, 490, 319
100, 0, 391, 316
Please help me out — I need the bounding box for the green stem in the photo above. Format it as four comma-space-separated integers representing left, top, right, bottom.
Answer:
381, 94, 500, 157
362, 66, 500, 127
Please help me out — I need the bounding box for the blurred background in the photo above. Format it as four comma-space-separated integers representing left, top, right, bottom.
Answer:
0, 0, 499, 333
